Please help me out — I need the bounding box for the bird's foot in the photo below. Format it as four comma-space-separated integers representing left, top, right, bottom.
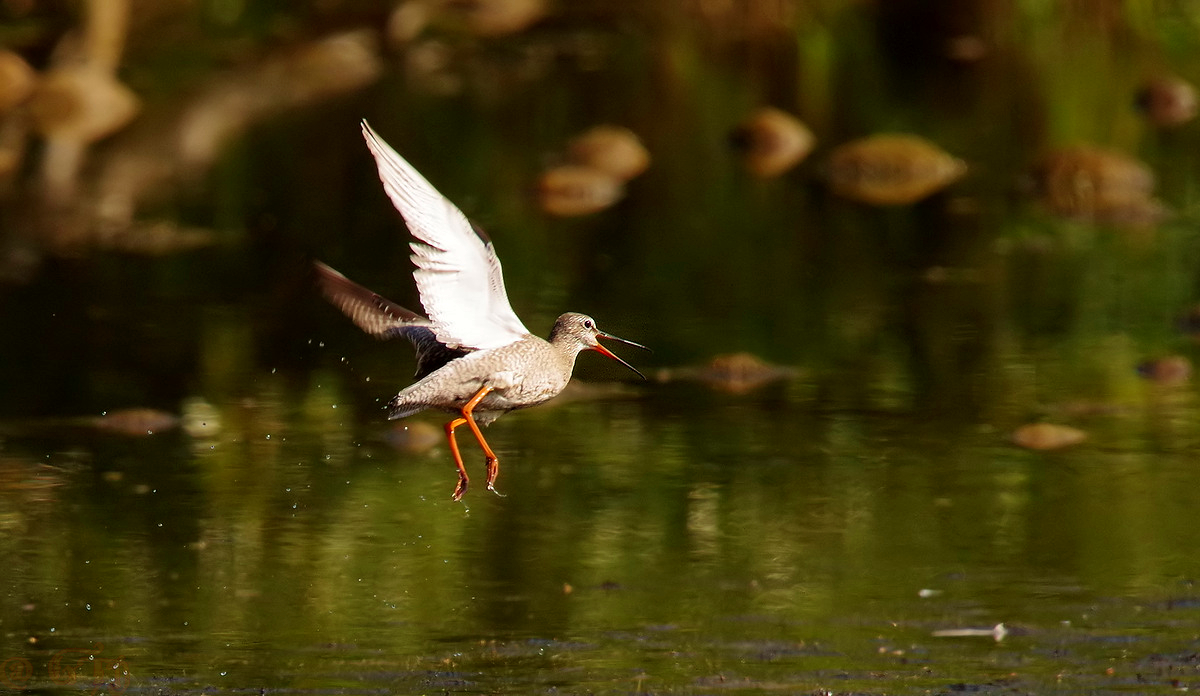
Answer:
484, 456, 500, 494
452, 477, 468, 501
486, 482, 506, 499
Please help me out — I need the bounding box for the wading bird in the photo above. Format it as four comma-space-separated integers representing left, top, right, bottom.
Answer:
316, 122, 647, 500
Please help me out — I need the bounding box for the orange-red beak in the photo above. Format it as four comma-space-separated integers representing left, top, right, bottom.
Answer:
593, 331, 649, 380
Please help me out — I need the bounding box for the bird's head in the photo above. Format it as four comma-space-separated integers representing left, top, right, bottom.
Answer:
550, 312, 648, 379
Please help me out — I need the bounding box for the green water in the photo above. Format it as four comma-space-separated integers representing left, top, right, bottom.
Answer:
4, 2, 1200, 694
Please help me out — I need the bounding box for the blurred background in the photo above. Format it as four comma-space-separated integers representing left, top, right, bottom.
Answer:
3, 1, 1200, 693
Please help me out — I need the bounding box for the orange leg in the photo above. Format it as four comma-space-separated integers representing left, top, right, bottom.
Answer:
444, 386, 500, 500
443, 416, 471, 501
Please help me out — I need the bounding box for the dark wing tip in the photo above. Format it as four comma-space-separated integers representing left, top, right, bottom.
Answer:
314, 260, 429, 337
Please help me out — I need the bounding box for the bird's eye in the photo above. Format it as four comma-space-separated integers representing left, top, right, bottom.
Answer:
583, 319, 594, 329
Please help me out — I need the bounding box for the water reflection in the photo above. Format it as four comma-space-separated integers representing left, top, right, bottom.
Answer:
6, 381, 1200, 691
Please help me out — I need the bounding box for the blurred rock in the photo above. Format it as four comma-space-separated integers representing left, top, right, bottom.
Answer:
828, 134, 965, 205
0, 49, 37, 114
29, 65, 140, 203
1137, 355, 1191, 386
384, 420, 441, 454
19, 0, 137, 205
1029, 145, 1168, 226
177, 30, 382, 170
945, 35, 988, 63
404, 38, 463, 96
388, 1, 433, 46
537, 164, 623, 216
90, 408, 181, 436
730, 107, 815, 178
29, 65, 139, 142
1136, 76, 1197, 128
657, 352, 796, 394
90, 29, 381, 234
0, 109, 29, 179
1011, 423, 1086, 450
566, 125, 650, 182
447, 0, 547, 36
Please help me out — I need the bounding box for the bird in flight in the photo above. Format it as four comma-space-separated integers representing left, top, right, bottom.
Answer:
316, 121, 647, 501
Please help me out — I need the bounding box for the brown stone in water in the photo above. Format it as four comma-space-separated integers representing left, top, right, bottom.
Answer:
1011, 423, 1087, 451
566, 126, 650, 182
658, 352, 795, 394
730, 107, 815, 178
1137, 355, 1192, 386
1136, 76, 1197, 128
385, 421, 442, 454
828, 134, 965, 205
537, 165, 624, 216
91, 409, 181, 436
29, 66, 139, 143
0, 50, 36, 114
1029, 145, 1168, 226
448, 0, 546, 36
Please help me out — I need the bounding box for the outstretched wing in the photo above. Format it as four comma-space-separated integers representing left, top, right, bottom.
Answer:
314, 261, 471, 378
361, 120, 531, 350
314, 261, 427, 337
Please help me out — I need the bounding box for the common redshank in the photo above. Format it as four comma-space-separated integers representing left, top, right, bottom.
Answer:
316, 121, 647, 501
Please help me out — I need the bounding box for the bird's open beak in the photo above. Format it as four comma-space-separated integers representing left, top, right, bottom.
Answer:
594, 331, 650, 380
